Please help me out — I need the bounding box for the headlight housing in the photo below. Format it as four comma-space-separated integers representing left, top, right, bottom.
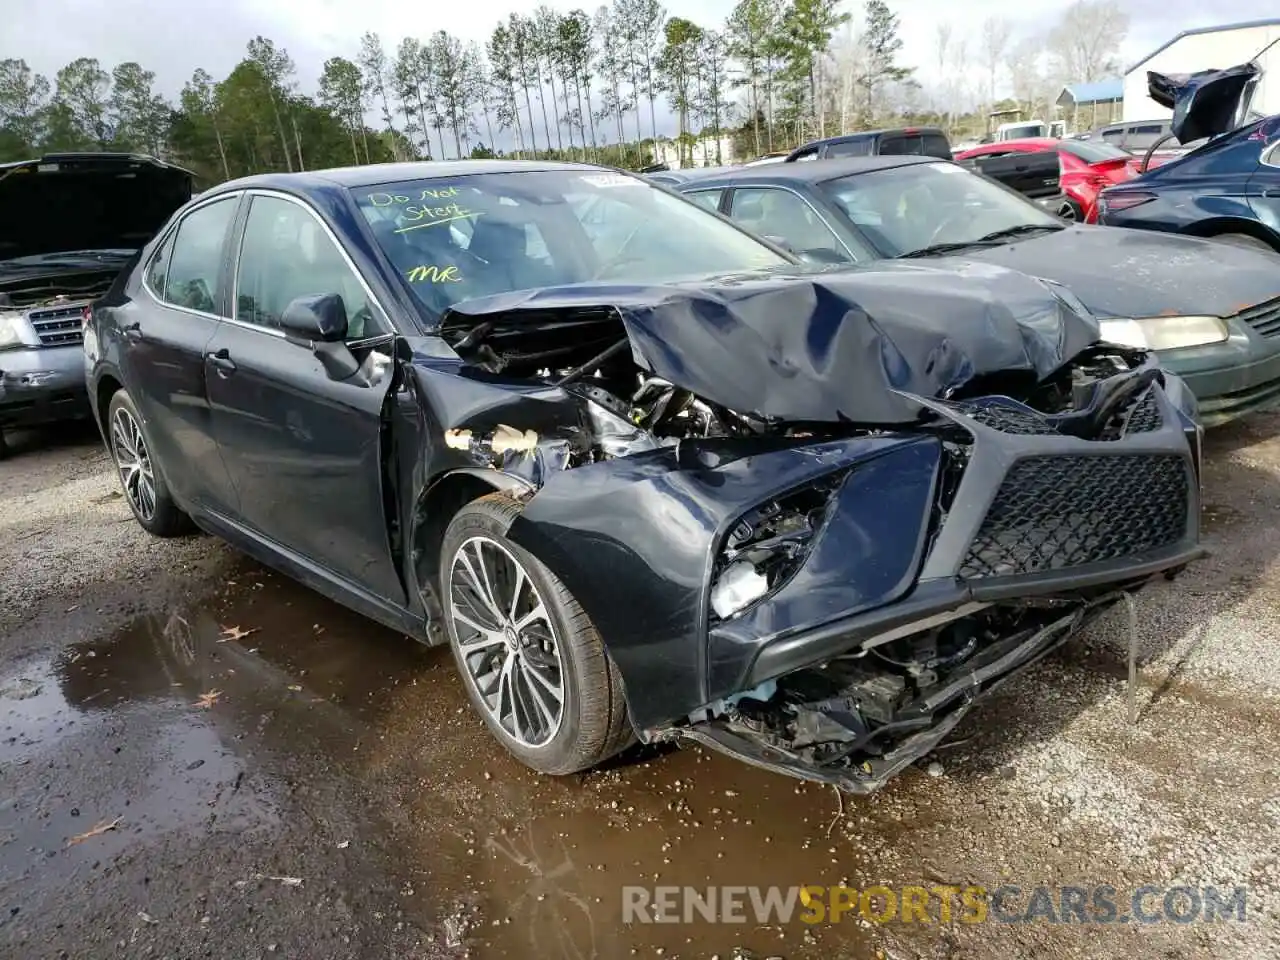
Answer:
1098, 316, 1229, 351
0, 314, 29, 352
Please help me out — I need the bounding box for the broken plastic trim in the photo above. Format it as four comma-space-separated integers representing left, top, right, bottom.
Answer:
677, 597, 1121, 794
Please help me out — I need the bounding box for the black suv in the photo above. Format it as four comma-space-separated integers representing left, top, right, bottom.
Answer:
786, 127, 953, 162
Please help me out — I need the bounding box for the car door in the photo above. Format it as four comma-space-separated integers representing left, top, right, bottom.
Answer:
725, 185, 857, 263
120, 193, 242, 511
203, 190, 405, 604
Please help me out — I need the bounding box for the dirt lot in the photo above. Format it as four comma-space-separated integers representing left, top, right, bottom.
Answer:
3, 415, 1280, 960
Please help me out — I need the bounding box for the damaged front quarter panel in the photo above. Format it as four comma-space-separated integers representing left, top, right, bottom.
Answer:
411, 260, 1204, 793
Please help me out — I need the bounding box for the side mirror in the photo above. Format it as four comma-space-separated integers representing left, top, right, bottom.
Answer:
798, 247, 851, 266
281, 294, 360, 382
763, 234, 796, 254
281, 294, 348, 343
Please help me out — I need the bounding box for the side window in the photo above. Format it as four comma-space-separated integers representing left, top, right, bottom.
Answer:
145, 233, 172, 298
163, 198, 237, 314
235, 195, 381, 340
685, 189, 724, 211
825, 139, 871, 158
923, 134, 953, 159
1263, 140, 1280, 168
1101, 127, 1125, 144
879, 136, 923, 156
728, 188, 851, 262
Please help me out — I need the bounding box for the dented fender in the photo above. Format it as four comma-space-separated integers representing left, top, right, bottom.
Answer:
504, 435, 943, 731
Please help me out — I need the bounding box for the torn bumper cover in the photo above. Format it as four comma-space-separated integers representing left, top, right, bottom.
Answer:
429, 263, 1205, 791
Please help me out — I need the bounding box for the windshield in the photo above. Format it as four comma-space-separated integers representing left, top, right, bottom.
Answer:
351, 170, 787, 318
1058, 140, 1130, 163
1000, 124, 1045, 139
819, 162, 1061, 258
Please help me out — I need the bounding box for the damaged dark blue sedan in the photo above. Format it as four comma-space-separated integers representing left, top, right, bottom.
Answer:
84, 161, 1206, 792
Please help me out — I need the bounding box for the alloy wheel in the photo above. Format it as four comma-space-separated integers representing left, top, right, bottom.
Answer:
110, 406, 157, 523
448, 535, 566, 747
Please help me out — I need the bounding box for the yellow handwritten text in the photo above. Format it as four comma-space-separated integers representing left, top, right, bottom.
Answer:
406, 264, 462, 283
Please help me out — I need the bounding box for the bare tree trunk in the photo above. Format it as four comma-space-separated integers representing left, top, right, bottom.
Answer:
268, 95, 293, 172
291, 115, 305, 170
545, 68, 564, 152
213, 123, 230, 180
583, 78, 598, 160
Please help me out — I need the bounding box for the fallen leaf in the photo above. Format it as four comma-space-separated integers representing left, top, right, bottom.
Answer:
137, 911, 159, 925
66, 817, 122, 847
337, 840, 350, 849
218, 625, 259, 643
194, 689, 223, 709
286, 684, 303, 692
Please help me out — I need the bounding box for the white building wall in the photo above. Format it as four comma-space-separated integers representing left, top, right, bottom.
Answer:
1122, 23, 1280, 121
653, 136, 736, 169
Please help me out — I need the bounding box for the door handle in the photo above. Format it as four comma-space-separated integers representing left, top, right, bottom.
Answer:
206, 348, 237, 374
122, 321, 142, 340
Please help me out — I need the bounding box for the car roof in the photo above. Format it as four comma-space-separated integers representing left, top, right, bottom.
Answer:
647, 166, 736, 182
200, 159, 612, 198
672, 154, 943, 188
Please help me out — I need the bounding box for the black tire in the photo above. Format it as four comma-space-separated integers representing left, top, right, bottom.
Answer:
1210, 232, 1277, 254
105, 388, 193, 537
440, 493, 633, 775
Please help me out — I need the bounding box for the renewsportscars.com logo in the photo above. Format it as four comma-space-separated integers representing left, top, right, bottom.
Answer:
622, 884, 1248, 925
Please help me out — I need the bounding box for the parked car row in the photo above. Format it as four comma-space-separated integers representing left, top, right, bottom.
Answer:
0, 60, 1273, 797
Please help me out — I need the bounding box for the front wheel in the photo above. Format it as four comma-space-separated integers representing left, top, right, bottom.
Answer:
440, 493, 633, 775
106, 389, 193, 537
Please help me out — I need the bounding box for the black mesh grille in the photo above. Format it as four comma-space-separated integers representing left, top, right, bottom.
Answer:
1237, 298, 1280, 339
1100, 388, 1162, 440
953, 402, 1060, 435
959, 454, 1189, 579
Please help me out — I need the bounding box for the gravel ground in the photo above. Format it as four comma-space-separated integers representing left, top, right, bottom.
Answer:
2, 414, 1280, 959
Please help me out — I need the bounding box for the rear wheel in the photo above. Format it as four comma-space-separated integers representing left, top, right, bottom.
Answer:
1210, 232, 1277, 254
106, 389, 193, 537
440, 493, 632, 775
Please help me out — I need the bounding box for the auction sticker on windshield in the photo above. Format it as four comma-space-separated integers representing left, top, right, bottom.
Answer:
579, 173, 644, 188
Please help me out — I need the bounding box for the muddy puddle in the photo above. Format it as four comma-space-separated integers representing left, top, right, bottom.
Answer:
3, 561, 946, 956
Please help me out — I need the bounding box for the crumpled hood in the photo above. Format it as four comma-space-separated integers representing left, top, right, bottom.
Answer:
961, 224, 1280, 320
0, 154, 193, 263
440, 259, 1102, 425
1147, 62, 1260, 144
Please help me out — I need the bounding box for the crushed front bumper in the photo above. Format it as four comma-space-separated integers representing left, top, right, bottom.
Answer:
682, 602, 1114, 793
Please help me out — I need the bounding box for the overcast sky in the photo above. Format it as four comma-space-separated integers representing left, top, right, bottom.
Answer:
6, 0, 1279, 129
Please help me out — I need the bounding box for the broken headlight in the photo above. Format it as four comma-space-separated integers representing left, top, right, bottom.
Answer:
709, 473, 846, 621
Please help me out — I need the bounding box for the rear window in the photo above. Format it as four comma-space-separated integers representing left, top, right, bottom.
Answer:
1058, 140, 1130, 163
825, 138, 872, 158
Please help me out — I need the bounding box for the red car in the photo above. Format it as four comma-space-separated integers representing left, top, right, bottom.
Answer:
954, 137, 1157, 223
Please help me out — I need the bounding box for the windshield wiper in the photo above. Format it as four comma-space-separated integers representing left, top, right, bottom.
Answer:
896, 222, 1066, 259
895, 239, 1007, 259
973, 222, 1066, 242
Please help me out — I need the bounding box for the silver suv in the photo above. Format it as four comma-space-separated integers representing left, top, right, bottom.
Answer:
0, 153, 192, 456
